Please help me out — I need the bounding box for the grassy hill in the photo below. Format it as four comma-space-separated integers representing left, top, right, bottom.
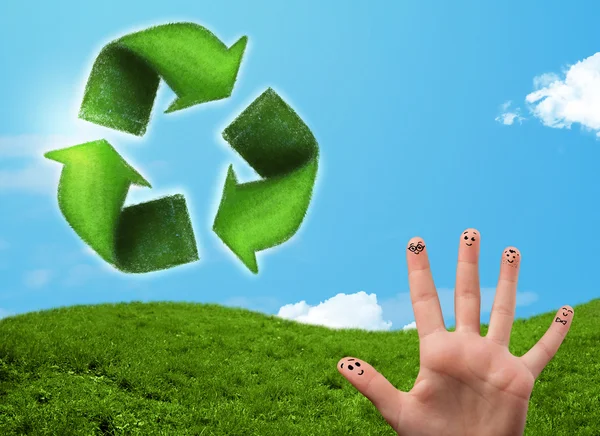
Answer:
0, 299, 598, 435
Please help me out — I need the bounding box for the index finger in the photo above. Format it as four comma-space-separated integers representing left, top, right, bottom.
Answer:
406, 237, 445, 339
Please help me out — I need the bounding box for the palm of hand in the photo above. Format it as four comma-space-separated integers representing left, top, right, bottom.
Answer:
400, 331, 534, 436
338, 230, 573, 436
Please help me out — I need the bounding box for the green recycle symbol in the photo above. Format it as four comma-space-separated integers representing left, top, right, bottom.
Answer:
45, 22, 319, 274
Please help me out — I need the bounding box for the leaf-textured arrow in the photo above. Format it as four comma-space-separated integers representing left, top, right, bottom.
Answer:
45, 140, 199, 273
79, 22, 247, 136
213, 88, 319, 273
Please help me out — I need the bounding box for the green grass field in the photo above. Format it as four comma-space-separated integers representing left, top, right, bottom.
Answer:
0, 299, 598, 435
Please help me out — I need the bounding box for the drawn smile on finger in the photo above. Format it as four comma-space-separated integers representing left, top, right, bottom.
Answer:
463, 230, 477, 246
408, 241, 425, 254
503, 248, 520, 266
562, 307, 573, 317
555, 307, 574, 325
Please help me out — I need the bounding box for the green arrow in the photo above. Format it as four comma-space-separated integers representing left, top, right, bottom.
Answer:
213, 88, 319, 274
45, 139, 199, 273
79, 22, 248, 136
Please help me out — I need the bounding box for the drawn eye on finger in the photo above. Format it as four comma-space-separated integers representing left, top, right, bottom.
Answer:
462, 230, 477, 246
340, 358, 365, 376
502, 248, 520, 267
407, 241, 425, 255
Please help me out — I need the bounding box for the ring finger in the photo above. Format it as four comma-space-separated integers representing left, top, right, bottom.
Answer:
486, 246, 521, 347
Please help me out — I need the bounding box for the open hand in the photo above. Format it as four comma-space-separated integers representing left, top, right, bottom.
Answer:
337, 229, 573, 436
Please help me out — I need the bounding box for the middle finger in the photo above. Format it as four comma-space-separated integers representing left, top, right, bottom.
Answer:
454, 228, 481, 333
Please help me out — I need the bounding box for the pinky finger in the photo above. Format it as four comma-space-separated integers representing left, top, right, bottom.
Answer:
520, 305, 574, 379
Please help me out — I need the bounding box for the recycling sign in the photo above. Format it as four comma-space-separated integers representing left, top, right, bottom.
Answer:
45, 22, 319, 274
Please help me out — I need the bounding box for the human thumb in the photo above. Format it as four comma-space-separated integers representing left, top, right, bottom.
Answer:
337, 356, 404, 428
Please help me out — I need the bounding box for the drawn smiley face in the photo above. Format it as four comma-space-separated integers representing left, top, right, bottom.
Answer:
555, 307, 573, 325
503, 248, 520, 266
408, 241, 425, 255
463, 230, 477, 247
340, 358, 364, 375
555, 307, 574, 325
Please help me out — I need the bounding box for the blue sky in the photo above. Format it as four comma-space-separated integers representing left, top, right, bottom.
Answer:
1, 0, 599, 331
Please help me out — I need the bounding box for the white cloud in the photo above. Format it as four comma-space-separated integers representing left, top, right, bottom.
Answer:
497, 52, 600, 137
525, 53, 600, 136
277, 291, 393, 331
23, 269, 53, 288
495, 101, 526, 125
276, 288, 539, 332
532, 72, 561, 90
402, 321, 417, 331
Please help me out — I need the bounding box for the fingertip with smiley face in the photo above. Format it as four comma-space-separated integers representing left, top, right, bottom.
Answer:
501, 246, 521, 268
462, 228, 479, 247
554, 305, 574, 326
459, 228, 480, 261
406, 237, 426, 256
338, 357, 366, 377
